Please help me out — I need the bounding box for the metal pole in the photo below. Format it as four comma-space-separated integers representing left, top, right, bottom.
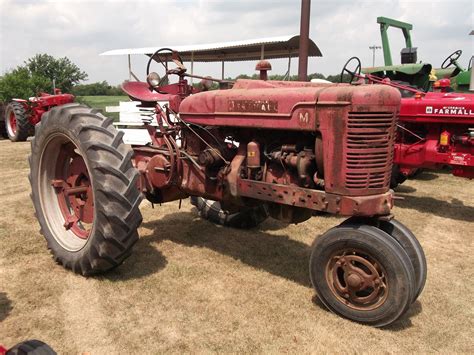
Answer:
470, 55, 474, 91
470, 31, 474, 91
287, 55, 291, 80
128, 55, 132, 81
221, 60, 225, 80
369, 45, 381, 67
298, 0, 310, 81
191, 51, 194, 85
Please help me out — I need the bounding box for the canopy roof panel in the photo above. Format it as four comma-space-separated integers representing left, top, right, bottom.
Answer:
100, 35, 322, 62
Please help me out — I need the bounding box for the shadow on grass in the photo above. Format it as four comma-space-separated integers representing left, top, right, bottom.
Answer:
394, 185, 417, 193
107, 209, 423, 330
141, 211, 313, 288
411, 171, 441, 181
396, 194, 474, 222
384, 300, 423, 331
101, 238, 168, 282
0, 291, 13, 322
311, 296, 422, 330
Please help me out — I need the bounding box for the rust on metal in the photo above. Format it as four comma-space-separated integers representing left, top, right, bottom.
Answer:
236, 179, 393, 216
228, 99, 278, 113
326, 250, 388, 310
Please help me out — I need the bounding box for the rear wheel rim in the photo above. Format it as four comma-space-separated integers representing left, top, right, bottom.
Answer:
38, 133, 94, 251
7, 111, 17, 136
325, 248, 389, 311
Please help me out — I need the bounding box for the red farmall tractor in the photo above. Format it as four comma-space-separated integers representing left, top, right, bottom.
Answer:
342, 57, 474, 187
29, 49, 426, 327
3, 90, 74, 142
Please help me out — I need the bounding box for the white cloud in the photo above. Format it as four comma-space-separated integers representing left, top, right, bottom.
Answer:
0, 0, 472, 85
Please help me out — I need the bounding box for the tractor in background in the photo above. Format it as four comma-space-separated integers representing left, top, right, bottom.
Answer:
342, 57, 473, 187
3, 89, 74, 142
362, 17, 472, 93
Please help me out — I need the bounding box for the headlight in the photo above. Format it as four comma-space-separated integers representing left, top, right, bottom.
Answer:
147, 72, 161, 88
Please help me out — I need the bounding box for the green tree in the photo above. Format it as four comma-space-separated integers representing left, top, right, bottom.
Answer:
71, 81, 123, 96
25, 54, 87, 92
0, 67, 51, 102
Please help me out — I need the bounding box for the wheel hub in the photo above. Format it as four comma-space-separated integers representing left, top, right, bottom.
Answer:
327, 251, 388, 310
52, 143, 94, 239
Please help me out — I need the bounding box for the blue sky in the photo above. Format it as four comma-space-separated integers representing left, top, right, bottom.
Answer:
0, 0, 472, 84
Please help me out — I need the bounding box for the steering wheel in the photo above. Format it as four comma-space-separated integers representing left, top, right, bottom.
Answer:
340, 57, 361, 83
441, 50, 462, 69
146, 48, 185, 93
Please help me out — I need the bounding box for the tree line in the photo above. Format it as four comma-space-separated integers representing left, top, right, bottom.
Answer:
0, 53, 351, 102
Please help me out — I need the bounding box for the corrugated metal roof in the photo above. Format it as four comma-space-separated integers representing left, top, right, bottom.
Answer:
100, 35, 322, 62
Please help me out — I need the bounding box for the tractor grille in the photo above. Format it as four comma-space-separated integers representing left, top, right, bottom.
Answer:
345, 112, 395, 190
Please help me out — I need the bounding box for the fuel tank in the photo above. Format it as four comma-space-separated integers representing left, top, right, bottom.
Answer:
179, 79, 401, 131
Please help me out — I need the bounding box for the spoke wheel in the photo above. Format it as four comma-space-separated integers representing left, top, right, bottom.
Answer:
310, 224, 415, 327
340, 56, 361, 83
39, 136, 93, 250
30, 103, 143, 275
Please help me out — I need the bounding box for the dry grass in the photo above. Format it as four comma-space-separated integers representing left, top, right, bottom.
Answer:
0, 139, 473, 353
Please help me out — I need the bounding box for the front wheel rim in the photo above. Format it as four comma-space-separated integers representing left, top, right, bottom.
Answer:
7, 111, 17, 136
38, 133, 94, 251
325, 248, 389, 311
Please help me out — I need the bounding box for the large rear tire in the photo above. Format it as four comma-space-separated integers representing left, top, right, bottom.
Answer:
309, 224, 415, 327
4, 102, 33, 142
190, 196, 269, 229
29, 103, 143, 275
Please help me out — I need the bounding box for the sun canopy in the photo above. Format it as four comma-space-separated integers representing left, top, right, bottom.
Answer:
100, 35, 322, 62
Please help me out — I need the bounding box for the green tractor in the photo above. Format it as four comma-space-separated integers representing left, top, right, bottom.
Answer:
363, 16, 472, 92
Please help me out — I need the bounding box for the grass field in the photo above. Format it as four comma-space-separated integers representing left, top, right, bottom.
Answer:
75, 95, 129, 121
0, 139, 473, 353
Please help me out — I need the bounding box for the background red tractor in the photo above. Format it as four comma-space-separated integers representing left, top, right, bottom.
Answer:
342, 57, 473, 187
3, 90, 74, 142
28, 49, 425, 327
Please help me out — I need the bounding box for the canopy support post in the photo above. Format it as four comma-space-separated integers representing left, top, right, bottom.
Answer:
261, 44, 265, 60
128, 54, 140, 81
287, 55, 291, 80
221, 60, 225, 80
191, 51, 194, 85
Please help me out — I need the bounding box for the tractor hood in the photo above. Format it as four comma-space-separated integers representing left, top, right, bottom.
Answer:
179, 79, 401, 131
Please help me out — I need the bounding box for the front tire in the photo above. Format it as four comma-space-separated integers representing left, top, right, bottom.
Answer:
310, 224, 415, 327
4, 102, 33, 142
29, 103, 143, 275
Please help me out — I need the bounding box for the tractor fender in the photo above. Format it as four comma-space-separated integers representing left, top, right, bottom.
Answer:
122, 81, 173, 103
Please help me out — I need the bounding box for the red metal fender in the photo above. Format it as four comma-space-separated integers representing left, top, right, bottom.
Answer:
122, 81, 177, 102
